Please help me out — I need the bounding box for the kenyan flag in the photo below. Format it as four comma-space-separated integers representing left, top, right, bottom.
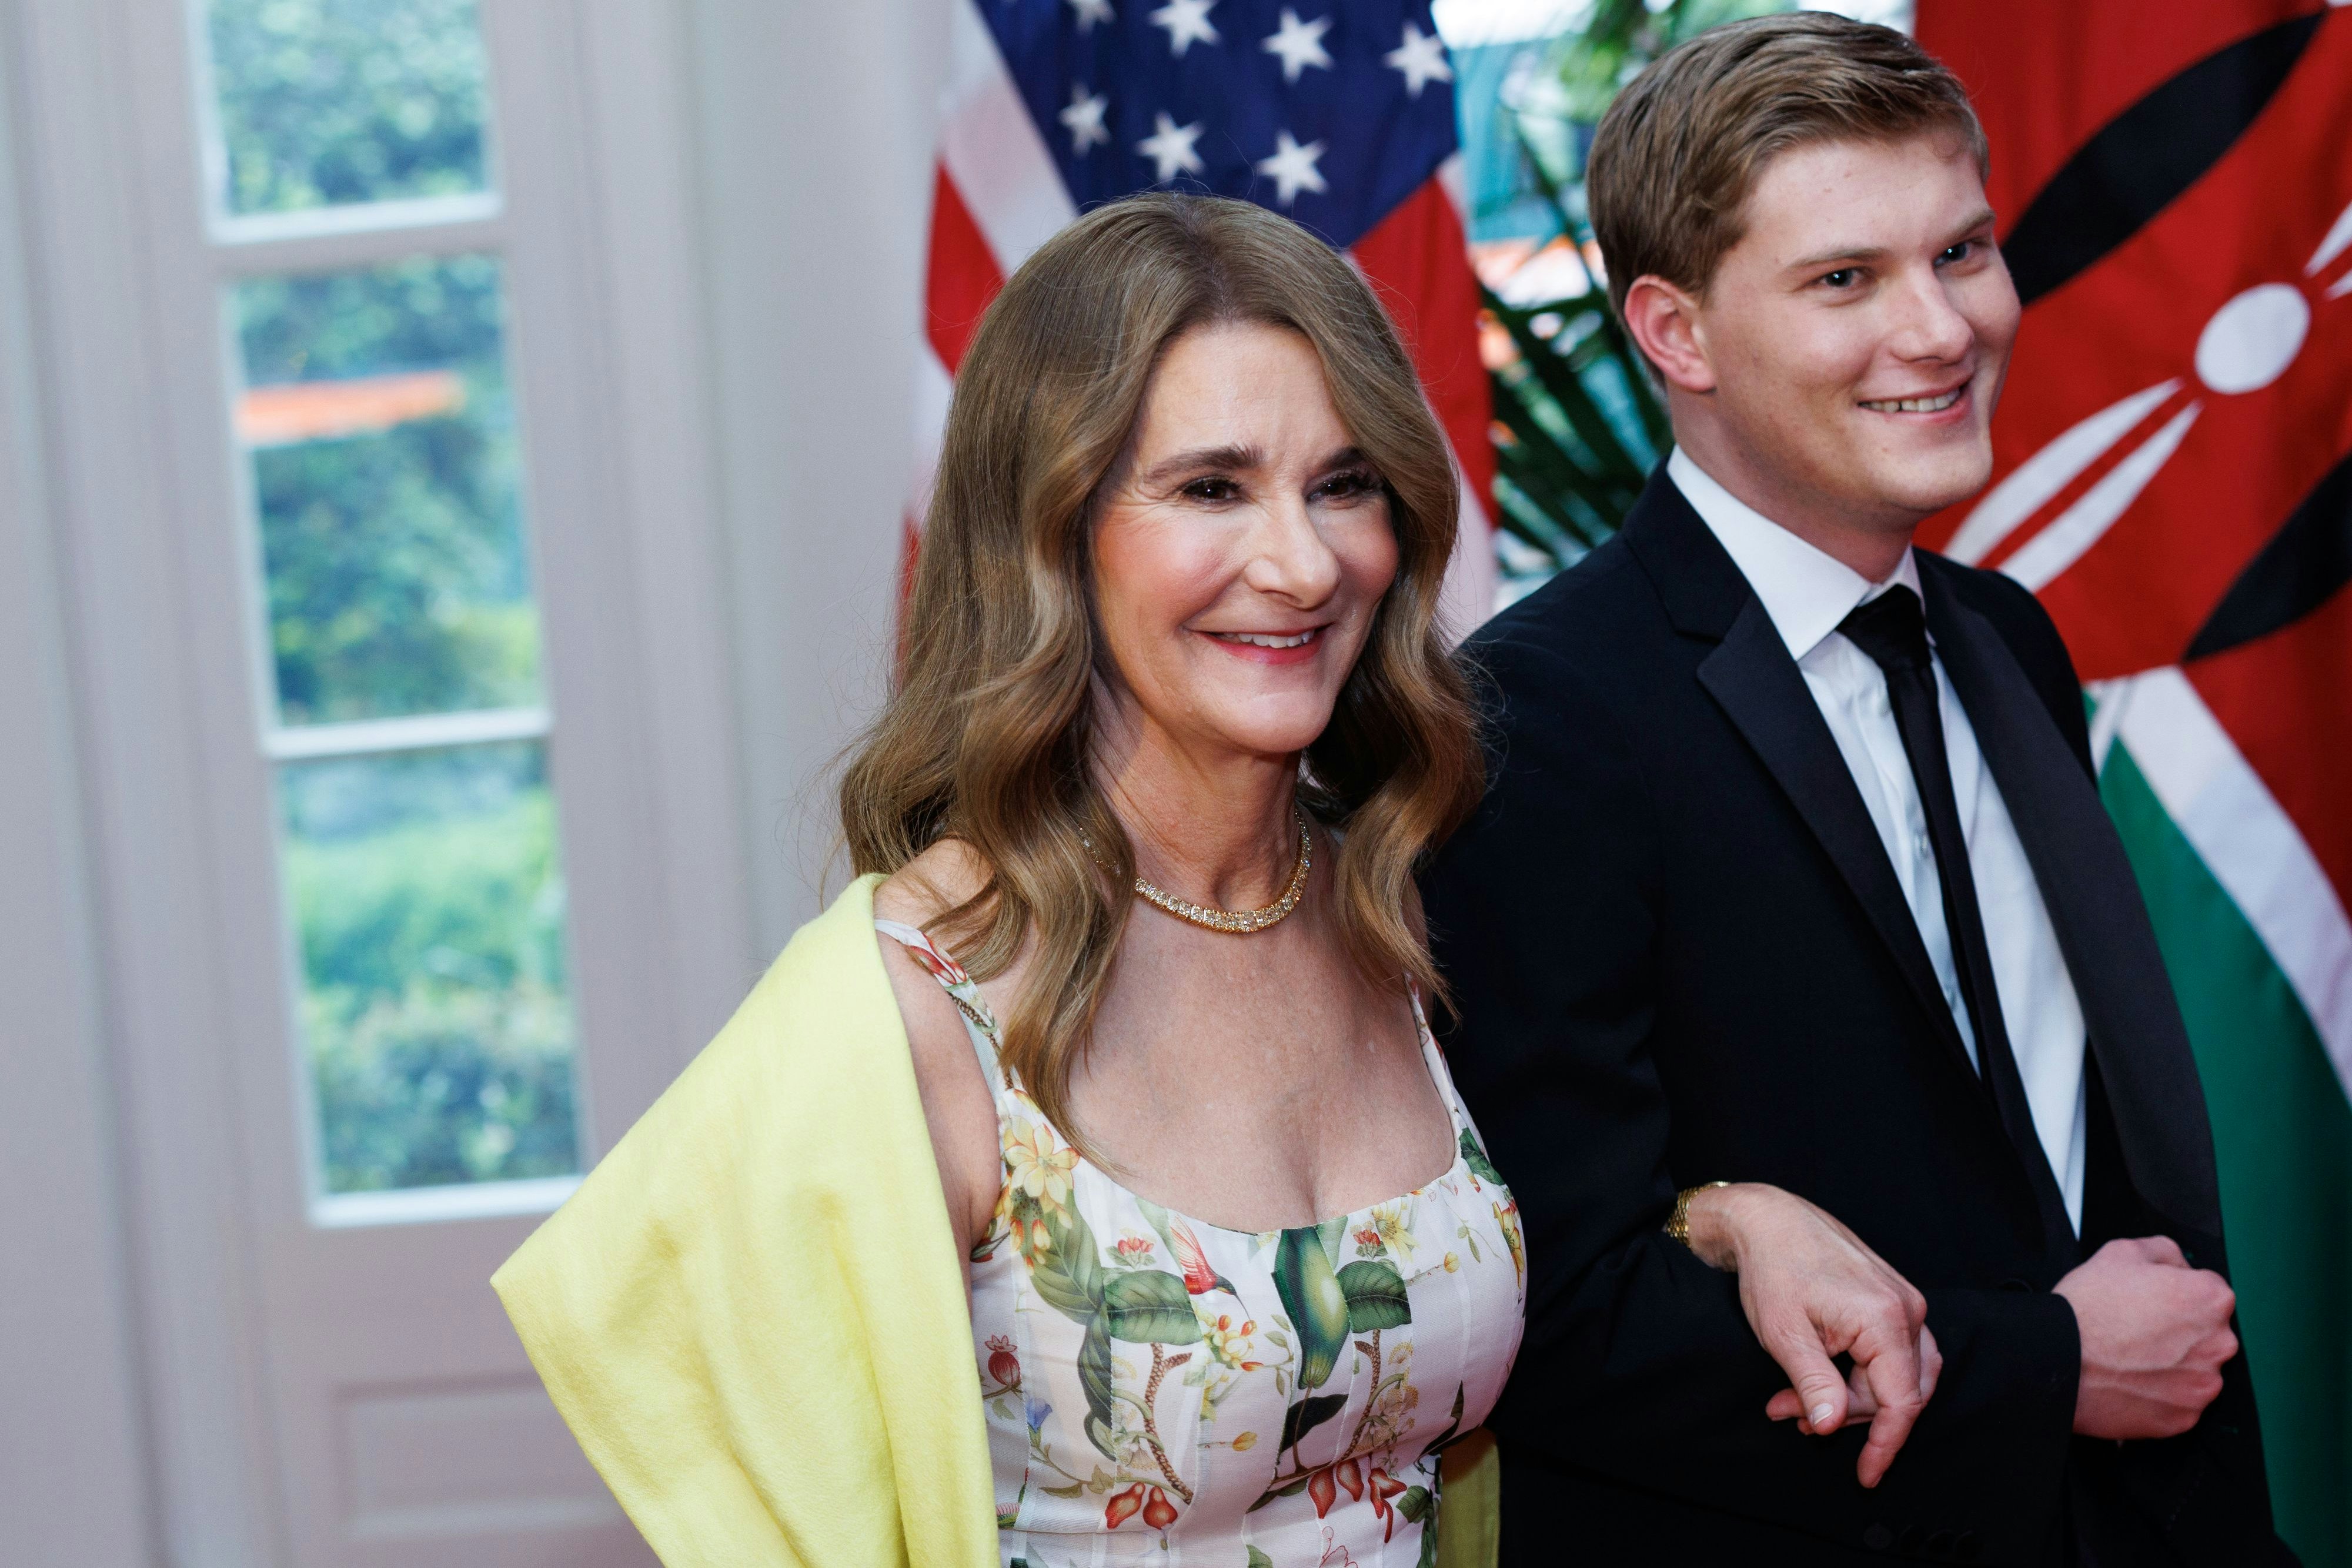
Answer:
1914, 4, 2352, 1561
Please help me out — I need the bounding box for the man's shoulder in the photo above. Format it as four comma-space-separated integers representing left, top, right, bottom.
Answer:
1916, 549, 2080, 687
1917, 549, 2094, 771
1469, 533, 1674, 672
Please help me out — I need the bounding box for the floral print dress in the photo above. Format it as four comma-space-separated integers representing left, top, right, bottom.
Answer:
877, 919, 1525, 1568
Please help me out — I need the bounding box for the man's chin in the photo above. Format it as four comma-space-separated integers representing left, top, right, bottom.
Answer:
1863, 450, 1994, 523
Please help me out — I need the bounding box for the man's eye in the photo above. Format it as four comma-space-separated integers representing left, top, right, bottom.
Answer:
1938, 240, 1976, 265
1184, 477, 1238, 502
1820, 268, 1860, 289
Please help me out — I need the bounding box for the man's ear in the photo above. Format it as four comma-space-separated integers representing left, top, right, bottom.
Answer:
1621, 275, 1716, 395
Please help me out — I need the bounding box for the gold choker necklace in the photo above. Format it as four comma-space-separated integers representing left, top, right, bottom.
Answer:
1130, 807, 1312, 935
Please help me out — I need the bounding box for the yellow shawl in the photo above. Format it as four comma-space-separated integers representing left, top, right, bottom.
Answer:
493, 874, 1497, 1566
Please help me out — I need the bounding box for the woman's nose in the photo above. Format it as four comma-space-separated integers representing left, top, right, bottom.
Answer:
1244, 494, 1344, 604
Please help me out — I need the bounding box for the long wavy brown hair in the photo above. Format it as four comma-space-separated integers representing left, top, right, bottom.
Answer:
840, 192, 1483, 1154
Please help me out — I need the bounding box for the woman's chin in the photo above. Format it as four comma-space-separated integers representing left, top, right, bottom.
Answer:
1192, 708, 1340, 762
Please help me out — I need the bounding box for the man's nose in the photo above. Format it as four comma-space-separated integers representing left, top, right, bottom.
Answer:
1892, 267, 1975, 360
1245, 493, 1344, 604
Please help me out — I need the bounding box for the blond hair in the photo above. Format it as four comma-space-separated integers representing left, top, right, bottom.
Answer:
838, 193, 1483, 1155
1586, 12, 1987, 324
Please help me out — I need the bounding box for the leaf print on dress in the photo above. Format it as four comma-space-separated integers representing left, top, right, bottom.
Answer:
1458, 1126, 1506, 1189
1336, 1259, 1412, 1332
1101, 1269, 1202, 1346
1272, 1224, 1353, 1393
1003, 1123, 1215, 1521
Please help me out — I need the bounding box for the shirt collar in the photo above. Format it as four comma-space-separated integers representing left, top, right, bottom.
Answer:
1666, 446, 1922, 663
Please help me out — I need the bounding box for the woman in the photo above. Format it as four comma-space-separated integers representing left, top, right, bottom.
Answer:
495, 193, 1935, 1567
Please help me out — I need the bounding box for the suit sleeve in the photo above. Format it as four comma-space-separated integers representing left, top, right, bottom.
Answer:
1424, 633, 2079, 1559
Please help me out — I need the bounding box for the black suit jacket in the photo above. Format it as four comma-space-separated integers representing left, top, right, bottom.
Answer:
1422, 473, 2285, 1565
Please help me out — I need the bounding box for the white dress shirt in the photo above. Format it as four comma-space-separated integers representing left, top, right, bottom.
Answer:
1669, 448, 2088, 1229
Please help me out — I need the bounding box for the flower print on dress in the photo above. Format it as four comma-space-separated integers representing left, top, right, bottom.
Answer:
1369, 1200, 1419, 1264
894, 928, 970, 985
1002, 1117, 1075, 1220
1492, 1195, 1525, 1286
1195, 1308, 1264, 1372
874, 920, 1524, 1567
983, 1334, 1021, 1395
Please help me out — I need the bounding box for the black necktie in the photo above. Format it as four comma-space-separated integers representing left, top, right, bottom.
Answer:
1838, 586, 2076, 1261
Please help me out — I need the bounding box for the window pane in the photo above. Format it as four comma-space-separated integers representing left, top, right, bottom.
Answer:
205, 0, 490, 218
235, 255, 542, 726
281, 741, 580, 1195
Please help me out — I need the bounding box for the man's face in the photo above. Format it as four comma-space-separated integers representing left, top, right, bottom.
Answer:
1678, 133, 2021, 534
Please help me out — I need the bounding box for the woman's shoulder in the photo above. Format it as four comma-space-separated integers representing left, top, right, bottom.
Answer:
870, 840, 1007, 1249
873, 836, 994, 931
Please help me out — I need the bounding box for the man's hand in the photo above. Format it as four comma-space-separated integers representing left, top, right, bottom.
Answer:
1685, 1183, 1940, 1488
2054, 1236, 2237, 1439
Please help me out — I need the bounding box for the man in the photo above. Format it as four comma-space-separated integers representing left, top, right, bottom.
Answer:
1424, 14, 2289, 1564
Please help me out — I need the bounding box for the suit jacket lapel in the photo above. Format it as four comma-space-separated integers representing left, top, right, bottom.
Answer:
1696, 601, 1980, 1082
1922, 568, 2226, 1245
1623, 477, 1979, 1084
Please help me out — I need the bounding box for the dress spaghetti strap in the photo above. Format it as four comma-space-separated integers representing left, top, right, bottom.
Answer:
874, 917, 1011, 1101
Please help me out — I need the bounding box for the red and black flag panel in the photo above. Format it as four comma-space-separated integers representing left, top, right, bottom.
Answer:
1917, 0, 2352, 911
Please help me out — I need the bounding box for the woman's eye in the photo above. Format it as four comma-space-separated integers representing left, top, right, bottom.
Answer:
1183, 477, 1239, 502
1318, 469, 1378, 499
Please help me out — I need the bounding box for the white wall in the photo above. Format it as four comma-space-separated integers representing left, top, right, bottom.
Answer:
0, 4, 161, 1562
689, 0, 952, 959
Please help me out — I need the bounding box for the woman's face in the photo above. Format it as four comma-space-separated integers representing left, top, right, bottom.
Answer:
1091, 320, 1399, 765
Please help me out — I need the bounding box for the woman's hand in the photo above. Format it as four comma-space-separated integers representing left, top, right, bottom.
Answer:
1682, 1183, 1942, 1489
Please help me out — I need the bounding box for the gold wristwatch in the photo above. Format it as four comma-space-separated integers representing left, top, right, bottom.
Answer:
1665, 1181, 1733, 1249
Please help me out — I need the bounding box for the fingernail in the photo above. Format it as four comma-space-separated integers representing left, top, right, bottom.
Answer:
1811, 1403, 1836, 1429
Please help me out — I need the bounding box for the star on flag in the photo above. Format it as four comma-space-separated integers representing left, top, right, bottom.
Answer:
1148, 0, 1221, 56
1060, 83, 1111, 152
1254, 128, 1328, 205
1261, 9, 1334, 84
1138, 111, 1208, 181
1385, 20, 1452, 96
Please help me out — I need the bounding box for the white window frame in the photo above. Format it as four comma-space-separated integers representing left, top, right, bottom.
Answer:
190, 10, 579, 1223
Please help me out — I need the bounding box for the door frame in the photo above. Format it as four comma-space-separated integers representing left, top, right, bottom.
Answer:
4, 0, 757, 1560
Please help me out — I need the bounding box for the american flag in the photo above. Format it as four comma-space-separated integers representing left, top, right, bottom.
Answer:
913, 0, 1497, 630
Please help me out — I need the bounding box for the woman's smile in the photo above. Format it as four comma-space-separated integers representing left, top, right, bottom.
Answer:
1198, 624, 1328, 663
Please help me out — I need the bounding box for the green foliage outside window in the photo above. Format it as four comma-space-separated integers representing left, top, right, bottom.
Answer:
239, 255, 539, 726
255, 415, 538, 724
283, 745, 577, 1193
207, 0, 490, 217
